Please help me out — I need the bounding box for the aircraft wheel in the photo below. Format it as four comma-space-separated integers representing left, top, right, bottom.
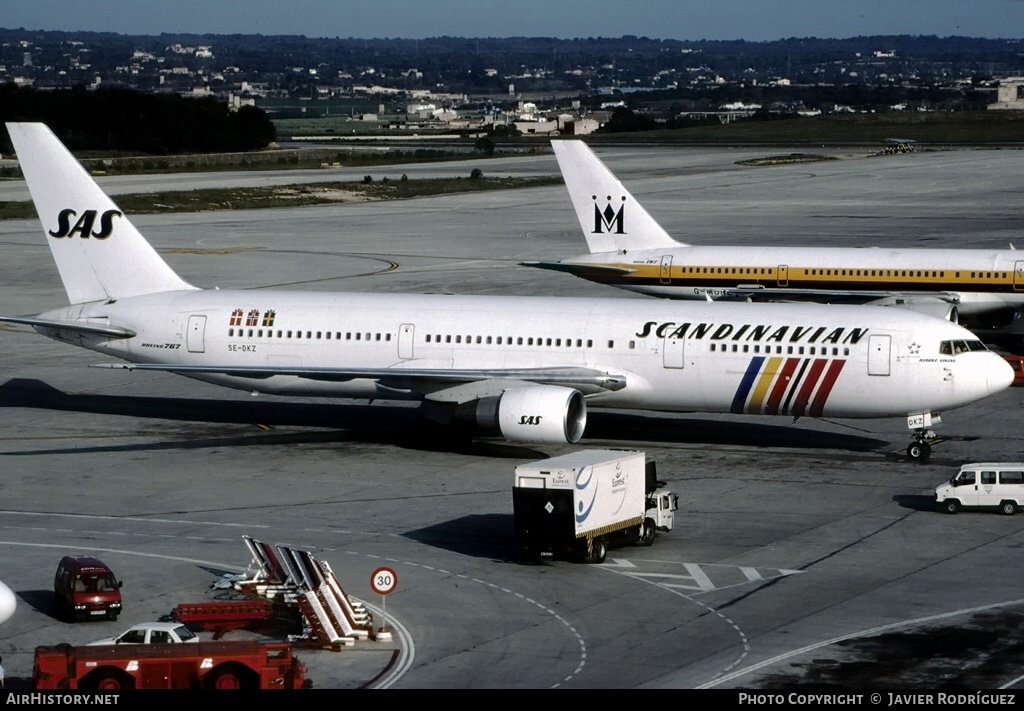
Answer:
907, 441, 931, 462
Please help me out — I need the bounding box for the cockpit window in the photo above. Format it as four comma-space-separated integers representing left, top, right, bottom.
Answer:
940, 339, 988, 355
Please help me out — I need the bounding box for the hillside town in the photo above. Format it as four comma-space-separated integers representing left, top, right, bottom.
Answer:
2, 30, 1024, 135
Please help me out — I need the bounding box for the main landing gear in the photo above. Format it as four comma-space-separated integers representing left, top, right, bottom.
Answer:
905, 411, 940, 462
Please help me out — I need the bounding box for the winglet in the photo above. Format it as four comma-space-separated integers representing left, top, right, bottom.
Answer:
551, 140, 684, 253
6, 123, 197, 305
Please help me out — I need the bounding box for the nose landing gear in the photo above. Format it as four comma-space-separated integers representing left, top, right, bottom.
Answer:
906, 438, 932, 462
906, 412, 940, 462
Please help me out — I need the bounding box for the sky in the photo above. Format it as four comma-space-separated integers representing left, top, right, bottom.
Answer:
4, 0, 1024, 41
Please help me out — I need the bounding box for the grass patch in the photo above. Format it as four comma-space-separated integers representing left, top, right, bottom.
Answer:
0, 147, 523, 179
0, 176, 563, 219
352, 176, 560, 200
0, 200, 35, 220
579, 111, 1024, 146
735, 154, 841, 166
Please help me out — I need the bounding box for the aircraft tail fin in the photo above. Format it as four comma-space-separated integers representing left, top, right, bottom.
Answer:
551, 140, 685, 253
7, 122, 197, 305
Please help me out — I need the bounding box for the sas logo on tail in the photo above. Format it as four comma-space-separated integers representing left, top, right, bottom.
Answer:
48, 209, 123, 239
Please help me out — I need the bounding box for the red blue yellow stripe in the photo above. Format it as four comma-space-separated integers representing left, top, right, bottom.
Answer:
731, 357, 847, 416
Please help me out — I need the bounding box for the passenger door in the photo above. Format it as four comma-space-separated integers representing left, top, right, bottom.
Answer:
867, 335, 891, 376
777, 264, 789, 287
399, 323, 415, 359
660, 255, 673, 285
663, 333, 684, 369
187, 315, 206, 354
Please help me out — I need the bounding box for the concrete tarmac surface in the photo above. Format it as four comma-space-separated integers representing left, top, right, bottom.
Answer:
1, 144, 1023, 689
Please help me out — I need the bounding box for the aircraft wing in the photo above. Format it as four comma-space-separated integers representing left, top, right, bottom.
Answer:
519, 261, 637, 277
0, 315, 137, 338
715, 286, 961, 304
718, 287, 965, 321
93, 362, 628, 398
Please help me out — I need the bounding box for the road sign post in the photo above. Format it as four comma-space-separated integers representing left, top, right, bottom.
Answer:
370, 566, 398, 641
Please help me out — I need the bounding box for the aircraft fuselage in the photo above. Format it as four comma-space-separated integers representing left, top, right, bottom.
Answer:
36, 289, 1008, 419
562, 246, 1024, 318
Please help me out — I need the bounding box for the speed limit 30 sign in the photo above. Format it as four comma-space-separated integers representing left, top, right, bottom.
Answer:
371, 566, 398, 595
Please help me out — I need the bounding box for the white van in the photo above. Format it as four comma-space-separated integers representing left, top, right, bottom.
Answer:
934, 463, 1024, 515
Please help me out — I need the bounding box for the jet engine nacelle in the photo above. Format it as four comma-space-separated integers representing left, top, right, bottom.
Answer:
0, 580, 16, 625
457, 385, 587, 444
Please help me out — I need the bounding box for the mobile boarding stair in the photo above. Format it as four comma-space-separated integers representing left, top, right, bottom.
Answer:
174, 536, 374, 650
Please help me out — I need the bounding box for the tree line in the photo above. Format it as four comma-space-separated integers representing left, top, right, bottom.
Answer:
0, 84, 276, 156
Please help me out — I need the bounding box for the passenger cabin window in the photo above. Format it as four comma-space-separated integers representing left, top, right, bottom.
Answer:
1001, 471, 1024, 485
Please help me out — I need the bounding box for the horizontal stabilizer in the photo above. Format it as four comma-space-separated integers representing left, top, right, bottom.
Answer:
0, 315, 136, 338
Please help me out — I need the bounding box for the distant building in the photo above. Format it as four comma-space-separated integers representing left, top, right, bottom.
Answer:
513, 117, 559, 136
989, 78, 1024, 109
227, 93, 256, 111
557, 114, 600, 135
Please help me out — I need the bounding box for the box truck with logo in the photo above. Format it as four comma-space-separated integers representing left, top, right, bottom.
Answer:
512, 449, 677, 563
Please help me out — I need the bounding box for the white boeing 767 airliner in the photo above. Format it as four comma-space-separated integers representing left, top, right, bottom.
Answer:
527, 140, 1024, 345
0, 123, 1013, 459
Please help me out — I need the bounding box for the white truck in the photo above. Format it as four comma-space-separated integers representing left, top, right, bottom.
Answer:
512, 449, 677, 563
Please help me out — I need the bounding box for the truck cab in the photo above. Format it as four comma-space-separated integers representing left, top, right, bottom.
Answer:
647, 488, 679, 533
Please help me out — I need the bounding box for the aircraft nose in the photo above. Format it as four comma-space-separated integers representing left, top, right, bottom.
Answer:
987, 354, 1015, 395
